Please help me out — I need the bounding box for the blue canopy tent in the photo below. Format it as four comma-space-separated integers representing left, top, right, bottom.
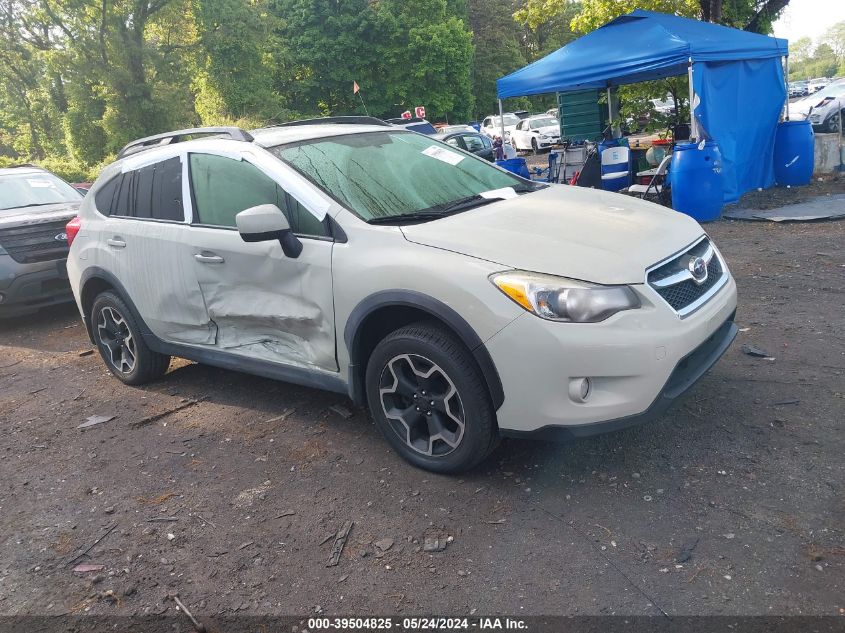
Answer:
496, 10, 789, 203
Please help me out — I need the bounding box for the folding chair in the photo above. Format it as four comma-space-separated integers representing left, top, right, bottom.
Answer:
627, 153, 671, 203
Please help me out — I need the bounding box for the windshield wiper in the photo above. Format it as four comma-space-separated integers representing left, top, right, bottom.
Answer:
368, 194, 503, 225
0, 201, 72, 211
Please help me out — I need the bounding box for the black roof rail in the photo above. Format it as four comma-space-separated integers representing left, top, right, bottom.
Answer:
269, 116, 391, 128
117, 126, 254, 159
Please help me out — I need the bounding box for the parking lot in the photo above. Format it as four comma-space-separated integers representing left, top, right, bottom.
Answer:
0, 218, 843, 618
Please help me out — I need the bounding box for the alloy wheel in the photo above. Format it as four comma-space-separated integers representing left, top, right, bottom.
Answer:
97, 306, 137, 374
378, 353, 465, 457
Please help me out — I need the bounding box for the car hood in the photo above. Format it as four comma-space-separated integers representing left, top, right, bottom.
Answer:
537, 125, 560, 136
400, 185, 704, 285
0, 201, 80, 229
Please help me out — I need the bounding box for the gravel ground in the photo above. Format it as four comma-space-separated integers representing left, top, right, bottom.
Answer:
0, 217, 843, 620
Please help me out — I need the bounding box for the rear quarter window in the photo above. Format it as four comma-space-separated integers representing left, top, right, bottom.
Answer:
94, 176, 120, 216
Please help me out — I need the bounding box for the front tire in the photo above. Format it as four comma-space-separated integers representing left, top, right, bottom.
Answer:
365, 322, 498, 473
531, 138, 539, 155
91, 291, 171, 385
826, 112, 841, 133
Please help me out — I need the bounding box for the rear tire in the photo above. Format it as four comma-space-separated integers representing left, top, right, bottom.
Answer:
365, 322, 498, 474
90, 291, 171, 385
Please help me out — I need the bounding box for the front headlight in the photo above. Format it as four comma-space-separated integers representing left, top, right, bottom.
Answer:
0, 245, 7, 256
491, 271, 640, 323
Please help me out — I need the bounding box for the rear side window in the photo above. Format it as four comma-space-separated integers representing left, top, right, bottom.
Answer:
94, 157, 184, 221
114, 173, 133, 217
153, 157, 184, 221
188, 153, 328, 237
94, 176, 120, 216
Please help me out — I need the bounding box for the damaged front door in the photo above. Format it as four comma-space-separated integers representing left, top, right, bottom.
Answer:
185, 151, 337, 372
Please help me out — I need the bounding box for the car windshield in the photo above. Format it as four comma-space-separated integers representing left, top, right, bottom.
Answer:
0, 171, 81, 211
271, 131, 533, 222
531, 117, 557, 128
809, 81, 845, 100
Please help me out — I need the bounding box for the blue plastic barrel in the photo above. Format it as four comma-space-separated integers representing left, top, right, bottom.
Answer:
495, 158, 530, 179
599, 139, 631, 191
669, 141, 723, 222
773, 120, 814, 186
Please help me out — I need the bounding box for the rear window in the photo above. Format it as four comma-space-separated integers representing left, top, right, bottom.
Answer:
405, 123, 437, 135
0, 171, 81, 212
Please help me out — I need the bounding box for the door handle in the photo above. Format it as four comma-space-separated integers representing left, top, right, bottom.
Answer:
107, 238, 126, 249
194, 252, 224, 264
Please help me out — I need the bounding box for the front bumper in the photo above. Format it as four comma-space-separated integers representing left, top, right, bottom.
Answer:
500, 315, 736, 440
486, 274, 737, 436
0, 256, 73, 317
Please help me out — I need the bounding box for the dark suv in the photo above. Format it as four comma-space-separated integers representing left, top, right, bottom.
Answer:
0, 165, 82, 317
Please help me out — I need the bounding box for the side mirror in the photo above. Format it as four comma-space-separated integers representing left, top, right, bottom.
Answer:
235, 204, 302, 258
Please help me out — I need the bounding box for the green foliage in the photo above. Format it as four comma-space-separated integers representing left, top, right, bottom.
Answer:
0, 0, 800, 179
383, 0, 475, 120
570, 0, 699, 34
271, 0, 474, 121
191, 0, 286, 122
788, 23, 845, 80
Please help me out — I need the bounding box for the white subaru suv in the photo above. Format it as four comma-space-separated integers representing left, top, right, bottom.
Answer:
66, 118, 737, 473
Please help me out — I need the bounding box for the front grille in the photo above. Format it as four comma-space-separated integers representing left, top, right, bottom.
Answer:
647, 238, 727, 316
0, 218, 71, 264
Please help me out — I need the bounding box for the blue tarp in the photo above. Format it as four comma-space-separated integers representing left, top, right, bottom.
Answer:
692, 59, 785, 202
496, 10, 788, 203
497, 10, 787, 97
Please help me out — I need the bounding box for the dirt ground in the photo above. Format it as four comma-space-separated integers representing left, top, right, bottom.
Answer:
1, 215, 844, 621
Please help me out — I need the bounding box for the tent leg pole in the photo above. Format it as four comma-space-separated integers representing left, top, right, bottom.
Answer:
784, 56, 790, 121
688, 61, 697, 141
498, 99, 505, 141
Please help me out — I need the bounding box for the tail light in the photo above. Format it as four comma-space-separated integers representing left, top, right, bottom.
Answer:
66, 216, 82, 247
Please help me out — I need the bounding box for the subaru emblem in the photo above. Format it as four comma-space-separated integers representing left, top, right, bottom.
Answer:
55, 232, 67, 242
688, 256, 707, 284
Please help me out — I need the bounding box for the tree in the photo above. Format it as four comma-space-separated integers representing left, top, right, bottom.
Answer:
380, 0, 475, 120
272, 0, 474, 121
790, 36, 813, 63
270, 0, 392, 116
516, 0, 790, 35
191, 0, 288, 124
821, 21, 845, 61
467, 0, 526, 117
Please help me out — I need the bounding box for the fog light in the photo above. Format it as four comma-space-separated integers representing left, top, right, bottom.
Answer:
569, 377, 591, 403
0, 293, 4, 303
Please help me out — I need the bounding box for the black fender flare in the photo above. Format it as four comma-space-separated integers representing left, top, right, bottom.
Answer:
343, 289, 504, 410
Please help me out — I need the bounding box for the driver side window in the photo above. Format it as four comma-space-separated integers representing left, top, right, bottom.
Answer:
188, 153, 328, 237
